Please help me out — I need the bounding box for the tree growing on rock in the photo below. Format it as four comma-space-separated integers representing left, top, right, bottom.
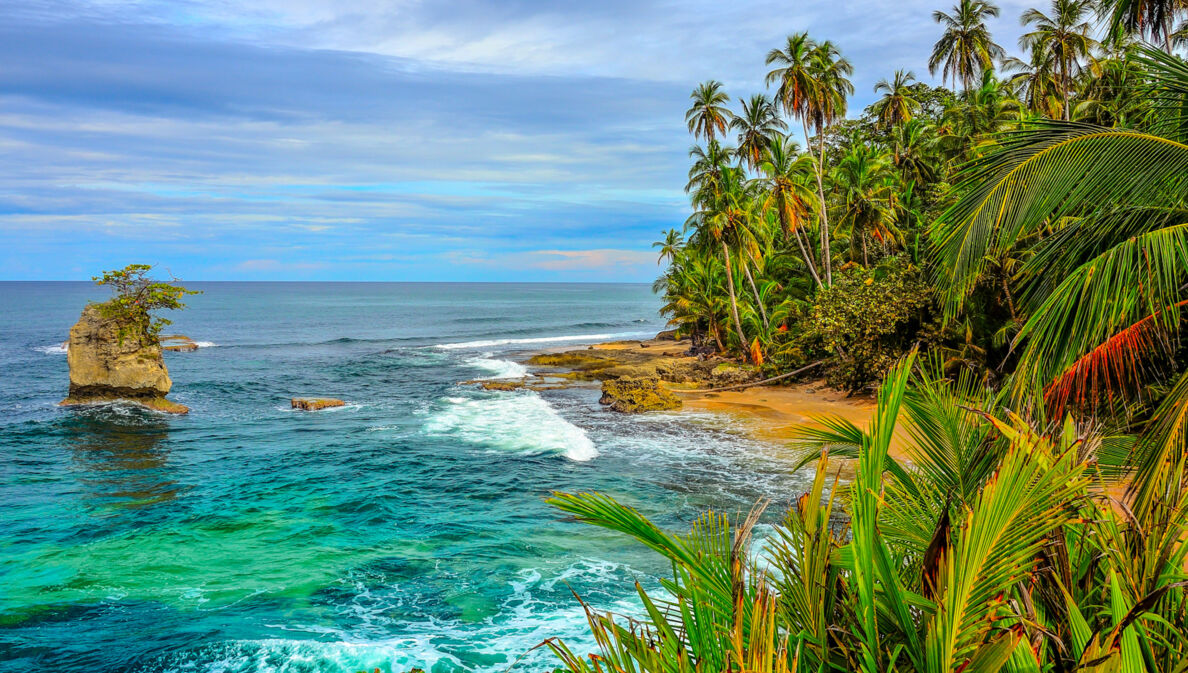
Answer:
93, 264, 200, 343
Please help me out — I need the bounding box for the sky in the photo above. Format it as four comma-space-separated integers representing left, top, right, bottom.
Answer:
0, 0, 1036, 281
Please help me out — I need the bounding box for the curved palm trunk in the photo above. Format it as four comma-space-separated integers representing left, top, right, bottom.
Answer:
804, 118, 833, 285
710, 319, 726, 352
779, 208, 823, 289
720, 240, 748, 360
741, 258, 769, 329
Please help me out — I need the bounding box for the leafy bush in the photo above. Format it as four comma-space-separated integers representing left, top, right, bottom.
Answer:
803, 257, 932, 392
93, 264, 200, 343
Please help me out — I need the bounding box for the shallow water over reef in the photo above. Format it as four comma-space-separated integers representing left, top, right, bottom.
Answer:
0, 282, 808, 673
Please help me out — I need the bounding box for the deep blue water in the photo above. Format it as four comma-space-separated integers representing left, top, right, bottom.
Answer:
0, 282, 805, 673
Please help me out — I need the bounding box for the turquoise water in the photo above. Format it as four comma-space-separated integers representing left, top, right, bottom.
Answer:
0, 282, 805, 672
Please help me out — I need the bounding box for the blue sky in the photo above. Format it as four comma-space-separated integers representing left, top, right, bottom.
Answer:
0, 0, 1034, 281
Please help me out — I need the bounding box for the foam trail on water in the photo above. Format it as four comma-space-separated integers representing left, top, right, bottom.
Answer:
434, 331, 652, 350
33, 343, 68, 354
423, 393, 597, 461
36, 341, 216, 353
467, 354, 528, 379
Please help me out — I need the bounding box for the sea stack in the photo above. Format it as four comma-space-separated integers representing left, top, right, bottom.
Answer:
60, 305, 188, 414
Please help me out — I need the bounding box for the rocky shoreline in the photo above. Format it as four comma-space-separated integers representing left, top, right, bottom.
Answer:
475, 332, 893, 457
461, 334, 764, 412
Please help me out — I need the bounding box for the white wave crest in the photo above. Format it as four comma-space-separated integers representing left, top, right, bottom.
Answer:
36, 340, 216, 354
466, 354, 527, 380
423, 393, 597, 461
434, 331, 651, 350
34, 343, 68, 354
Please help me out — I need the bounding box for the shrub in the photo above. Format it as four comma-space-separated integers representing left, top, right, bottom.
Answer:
803, 257, 932, 392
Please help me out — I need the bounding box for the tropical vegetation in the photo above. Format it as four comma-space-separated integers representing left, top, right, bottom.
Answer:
545, 1, 1188, 670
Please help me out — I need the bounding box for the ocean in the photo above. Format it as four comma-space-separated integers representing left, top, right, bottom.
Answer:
0, 282, 807, 672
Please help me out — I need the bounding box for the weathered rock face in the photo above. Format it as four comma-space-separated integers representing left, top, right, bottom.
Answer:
599, 377, 682, 413
61, 305, 187, 414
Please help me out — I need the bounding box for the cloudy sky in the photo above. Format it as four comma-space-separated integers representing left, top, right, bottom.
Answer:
0, 0, 1035, 281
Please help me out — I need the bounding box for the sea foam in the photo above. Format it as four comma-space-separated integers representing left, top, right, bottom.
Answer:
33, 343, 68, 354
423, 393, 597, 461
35, 341, 216, 354
465, 354, 528, 379
434, 331, 652, 350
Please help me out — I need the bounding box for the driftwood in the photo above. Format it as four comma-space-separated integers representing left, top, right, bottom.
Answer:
680, 360, 826, 394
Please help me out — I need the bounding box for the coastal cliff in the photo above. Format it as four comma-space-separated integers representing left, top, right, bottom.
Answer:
60, 304, 188, 414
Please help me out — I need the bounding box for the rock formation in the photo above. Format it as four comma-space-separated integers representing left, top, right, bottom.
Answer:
160, 335, 199, 352
599, 377, 682, 413
291, 397, 345, 411
60, 305, 188, 414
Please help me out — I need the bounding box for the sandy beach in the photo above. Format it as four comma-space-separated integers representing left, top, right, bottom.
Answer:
525, 335, 901, 463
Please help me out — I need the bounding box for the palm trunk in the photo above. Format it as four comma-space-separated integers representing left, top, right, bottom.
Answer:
720, 240, 748, 360
742, 258, 769, 329
1062, 54, 1069, 121
862, 233, 869, 267
780, 207, 823, 289
806, 118, 833, 285
711, 319, 726, 352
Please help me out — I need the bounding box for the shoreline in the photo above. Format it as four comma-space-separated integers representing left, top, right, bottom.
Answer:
515, 334, 891, 462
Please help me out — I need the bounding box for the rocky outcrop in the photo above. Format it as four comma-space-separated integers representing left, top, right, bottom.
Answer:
60, 305, 188, 414
599, 377, 682, 413
710, 362, 760, 386
160, 334, 198, 352
292, 397, 345, 411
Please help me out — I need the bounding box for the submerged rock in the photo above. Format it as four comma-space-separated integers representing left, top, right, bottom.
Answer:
60, 305, 188, 414
599, 377, 682, 413
292, 397, 345, 411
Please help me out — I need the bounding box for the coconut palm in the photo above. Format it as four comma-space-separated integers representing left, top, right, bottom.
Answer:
929, 0, 1006, 93
687, 166, 761, 359
685, 80, 733, 143
730, 94, 786, 171
1003, 50, 1063, 118
1019, 0, 1097, 120
652, 228, 684, 265
932, 46, 1188, 522
1105, 0, 1184, 52
757, 135, 823, 288
833, 144, 901, 266
808, 40, 854, 285
871, 69, 922, 128
685, 140, 736, 195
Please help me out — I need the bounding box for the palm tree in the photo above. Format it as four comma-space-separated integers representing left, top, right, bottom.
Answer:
652, 229, 684, 265
757, 135, 823, 288
929, 0, 1006, 93
932, 47, 1188, 522
685, 140, 735, 195
808, 41, 854, 285
1003, 50, 1063, 119
687, 166, 760, 359
871, 69, 922, 128
730, 94, 786, 171
833, 144, 901, 266
1106, 0, 1184, 52
1019, 0, 1097, 120
685, 81, 733, 143
765, 33, 837, 284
